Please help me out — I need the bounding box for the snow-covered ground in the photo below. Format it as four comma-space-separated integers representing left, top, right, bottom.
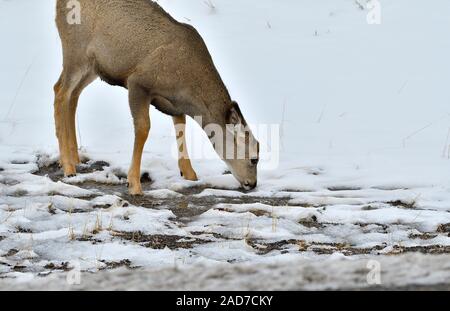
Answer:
2, 253, 450, 291
1, 0, 450, 289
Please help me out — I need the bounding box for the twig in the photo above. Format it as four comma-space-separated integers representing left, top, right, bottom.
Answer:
397, 80, 408, 94
203, 0, 216, 13
317, 104, 327, 123
354, 0, 365, 10
402, 122, 433, 147
402, 115, 449, 147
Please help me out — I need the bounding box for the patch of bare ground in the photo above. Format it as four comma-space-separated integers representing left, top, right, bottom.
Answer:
437, 223, 450, 236
307, 243, 387, 256
388, 200, 416, 209
15, 226, 33, 234
280, 188, 314, 193
388, 245, 450, 255
361, 205, 379, 211
328, 186, 362, 192
9, 189, 28, 197
122, 191, 293, 221
408, 232, 438, 240
99, 259, 136, 270
34, 159, 112, 181
246, 238, 450, 256
5, 249, 19, 257
111, 231, 209, 249
75, 235, 104, 244
371, 186, 409, 191
44, 262, 72, 272
10, 160, 29, 165
12, 265, 27, 272
0, 178, 20, 186
298, 215, 323, 228
32, 159, 309, 219
189, 231, 239, 241
355, 222, 389, 233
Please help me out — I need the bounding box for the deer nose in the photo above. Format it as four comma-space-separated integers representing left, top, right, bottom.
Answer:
251, 158, 259, 166
244, 180, 257, 190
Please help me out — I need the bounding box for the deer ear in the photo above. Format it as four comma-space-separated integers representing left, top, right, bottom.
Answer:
227, 102, 243, 125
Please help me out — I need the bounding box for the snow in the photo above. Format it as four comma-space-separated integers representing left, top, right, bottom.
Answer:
144, 189, 184, 199
0, 0, 450, 289
1, 253, 449, 290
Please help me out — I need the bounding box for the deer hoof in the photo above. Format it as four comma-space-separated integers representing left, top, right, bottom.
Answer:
182, 171, 198, 181
128, 188, 143, 196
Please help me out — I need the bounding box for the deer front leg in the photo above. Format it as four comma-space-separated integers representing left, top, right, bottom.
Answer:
54, 76, 77, 177
173, 115, 198, 181
128, 86, 151, 195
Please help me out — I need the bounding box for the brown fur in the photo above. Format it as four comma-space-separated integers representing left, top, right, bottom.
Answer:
54, 0, 258, 195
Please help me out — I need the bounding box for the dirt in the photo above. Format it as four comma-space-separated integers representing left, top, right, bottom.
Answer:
5, 249, 19, 257
44, 262, 72, 272
10, 160, 29, 165
15, 226, 33, 234
355, 222, 389, 232
388, 200, 416, 209
245, 239, 388, 256
35, 160, 114, 182
246, 239, 300, 255
47, 203, 57, 215
0, 177, 20, 186
437, 223, 450, 234
9, 190, 29, 197
12, 265, 27, 272
245, 238, 450, 256
33, 159, 294, 221
389, 245, 450, 255
328, 186, 362, 191
298, 215, 323, 228
99, 259, 135, 270
408, 232, 438, 240
110, 231, 209, 249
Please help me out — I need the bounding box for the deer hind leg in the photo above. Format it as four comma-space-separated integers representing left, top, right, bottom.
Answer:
173, 115, 198, 181
54, 68, 96, 176
127, 85, 151, 195
54, 72, 78, 176
67, 72, 97, 165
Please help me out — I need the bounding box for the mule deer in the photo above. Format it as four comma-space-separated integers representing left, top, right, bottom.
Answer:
54, 0, 259, 195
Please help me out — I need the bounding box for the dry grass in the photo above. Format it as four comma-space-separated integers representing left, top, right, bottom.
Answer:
203, 0, 216, 13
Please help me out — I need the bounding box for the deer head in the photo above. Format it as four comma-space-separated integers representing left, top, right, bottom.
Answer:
203, 101, 259, 190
